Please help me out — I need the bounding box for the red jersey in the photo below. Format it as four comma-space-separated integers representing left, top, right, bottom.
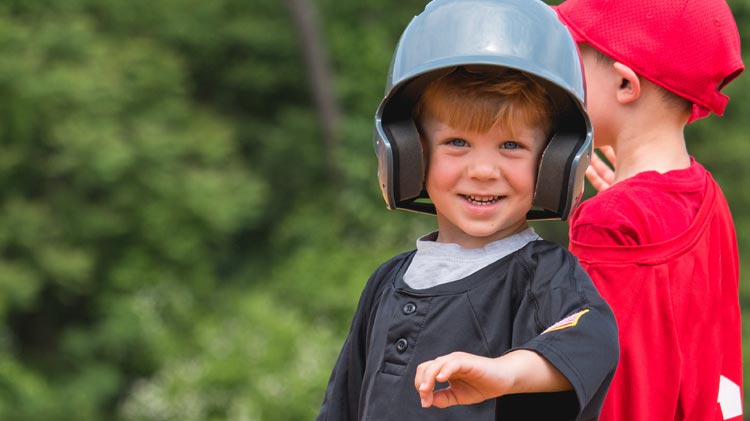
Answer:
569, 159, 743, 421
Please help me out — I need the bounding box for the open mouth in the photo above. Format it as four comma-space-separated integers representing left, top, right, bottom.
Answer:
462, 194, 502, 206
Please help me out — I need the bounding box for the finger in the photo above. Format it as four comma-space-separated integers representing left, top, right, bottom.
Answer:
599, 145, 616, 167
416, 359, 442, 392
416, 355, 468, 407
588, 153, 615, 190
414, 360, 428, 391
419, 389, 434, 408
590, 151, 615, 181
592, 155, 615, 186
431, 388, 461, 408
415, 359, 445, 407
432, 358, 462, 383
586, 166, 610, 192
415, 373, 434, 408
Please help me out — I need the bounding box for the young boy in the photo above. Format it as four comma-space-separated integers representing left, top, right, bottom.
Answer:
554, 0, 745, 420
316, 0, 618, 419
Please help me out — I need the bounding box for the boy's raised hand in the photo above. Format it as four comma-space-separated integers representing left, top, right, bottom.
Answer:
415, 352, 513, 408
586, 146, 617, 192
414, 350, 572, 409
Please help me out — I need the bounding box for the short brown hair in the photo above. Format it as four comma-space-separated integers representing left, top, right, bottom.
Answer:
413, 67, 554, 138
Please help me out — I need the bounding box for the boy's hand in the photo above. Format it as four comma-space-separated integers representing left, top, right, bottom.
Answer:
414, 350, 572, 409
414, 352, 514, 408
586, 146, 616, 191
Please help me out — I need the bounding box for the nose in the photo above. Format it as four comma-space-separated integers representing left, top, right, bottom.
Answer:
466, 152, 500, 180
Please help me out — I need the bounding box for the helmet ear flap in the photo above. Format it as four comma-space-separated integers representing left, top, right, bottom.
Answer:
532, 132, 591, 221
375, 118, 430, 212
388, 119, 425, 203
375, 69, 450, 214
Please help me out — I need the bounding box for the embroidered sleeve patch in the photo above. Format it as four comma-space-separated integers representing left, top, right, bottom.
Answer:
542, 309, 590, 334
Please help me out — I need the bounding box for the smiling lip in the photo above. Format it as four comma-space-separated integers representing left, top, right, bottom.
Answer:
461, 194, 503, 206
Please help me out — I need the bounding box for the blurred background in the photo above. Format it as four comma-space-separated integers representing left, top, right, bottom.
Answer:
0, 0, 746, 419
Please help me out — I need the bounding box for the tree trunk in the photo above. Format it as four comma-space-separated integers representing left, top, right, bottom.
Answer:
283, 0, 341, 180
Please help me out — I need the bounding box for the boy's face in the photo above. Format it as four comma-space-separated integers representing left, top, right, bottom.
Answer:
421, 115, 547, 249
579, 44, 618, 148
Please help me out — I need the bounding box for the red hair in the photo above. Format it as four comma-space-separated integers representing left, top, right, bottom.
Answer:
414, 67, 554, 138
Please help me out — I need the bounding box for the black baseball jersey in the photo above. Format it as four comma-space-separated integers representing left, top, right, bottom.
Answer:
316, 240, 618, 421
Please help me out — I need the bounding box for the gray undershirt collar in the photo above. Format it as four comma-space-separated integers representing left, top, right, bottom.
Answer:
403, 227, 541, 290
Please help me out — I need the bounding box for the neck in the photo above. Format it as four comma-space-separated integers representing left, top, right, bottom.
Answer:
610, 106, 690, 182
613, 132, 690, 182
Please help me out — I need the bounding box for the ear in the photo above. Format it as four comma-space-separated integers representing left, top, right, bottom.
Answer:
613, 62, 640, 104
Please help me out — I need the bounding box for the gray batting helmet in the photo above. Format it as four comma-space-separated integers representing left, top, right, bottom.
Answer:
373, 0, 592, 220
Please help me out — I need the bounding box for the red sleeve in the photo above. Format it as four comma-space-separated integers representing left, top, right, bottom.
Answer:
569, 189, 642, 247
570, 222, 639, 247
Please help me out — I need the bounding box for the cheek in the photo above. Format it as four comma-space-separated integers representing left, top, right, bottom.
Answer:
425, 157, 452, 190
506, 159, 538, 196
424, 156, 465, 201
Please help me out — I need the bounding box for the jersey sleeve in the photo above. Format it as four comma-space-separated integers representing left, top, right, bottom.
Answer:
570, 221, 639, 247
315, 254, 407, 421
315, 315, 367, 420
512, 245, 619, 421
569, 190, 641, 247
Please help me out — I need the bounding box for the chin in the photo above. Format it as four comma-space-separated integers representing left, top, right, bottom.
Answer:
460, 226, 505, 241
462, 220, 525, 239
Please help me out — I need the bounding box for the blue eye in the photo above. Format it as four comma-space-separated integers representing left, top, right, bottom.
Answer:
449, 138, 468, 147
501, 141, 520, 150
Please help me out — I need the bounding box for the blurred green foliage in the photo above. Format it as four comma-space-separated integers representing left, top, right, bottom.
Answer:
0, 0, 746, 419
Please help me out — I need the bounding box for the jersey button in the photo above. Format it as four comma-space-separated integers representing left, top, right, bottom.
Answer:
396, 338, 408, 352
402, 302, 417, 315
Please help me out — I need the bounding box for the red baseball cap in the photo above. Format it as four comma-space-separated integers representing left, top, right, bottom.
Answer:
554, 0, 744, 123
